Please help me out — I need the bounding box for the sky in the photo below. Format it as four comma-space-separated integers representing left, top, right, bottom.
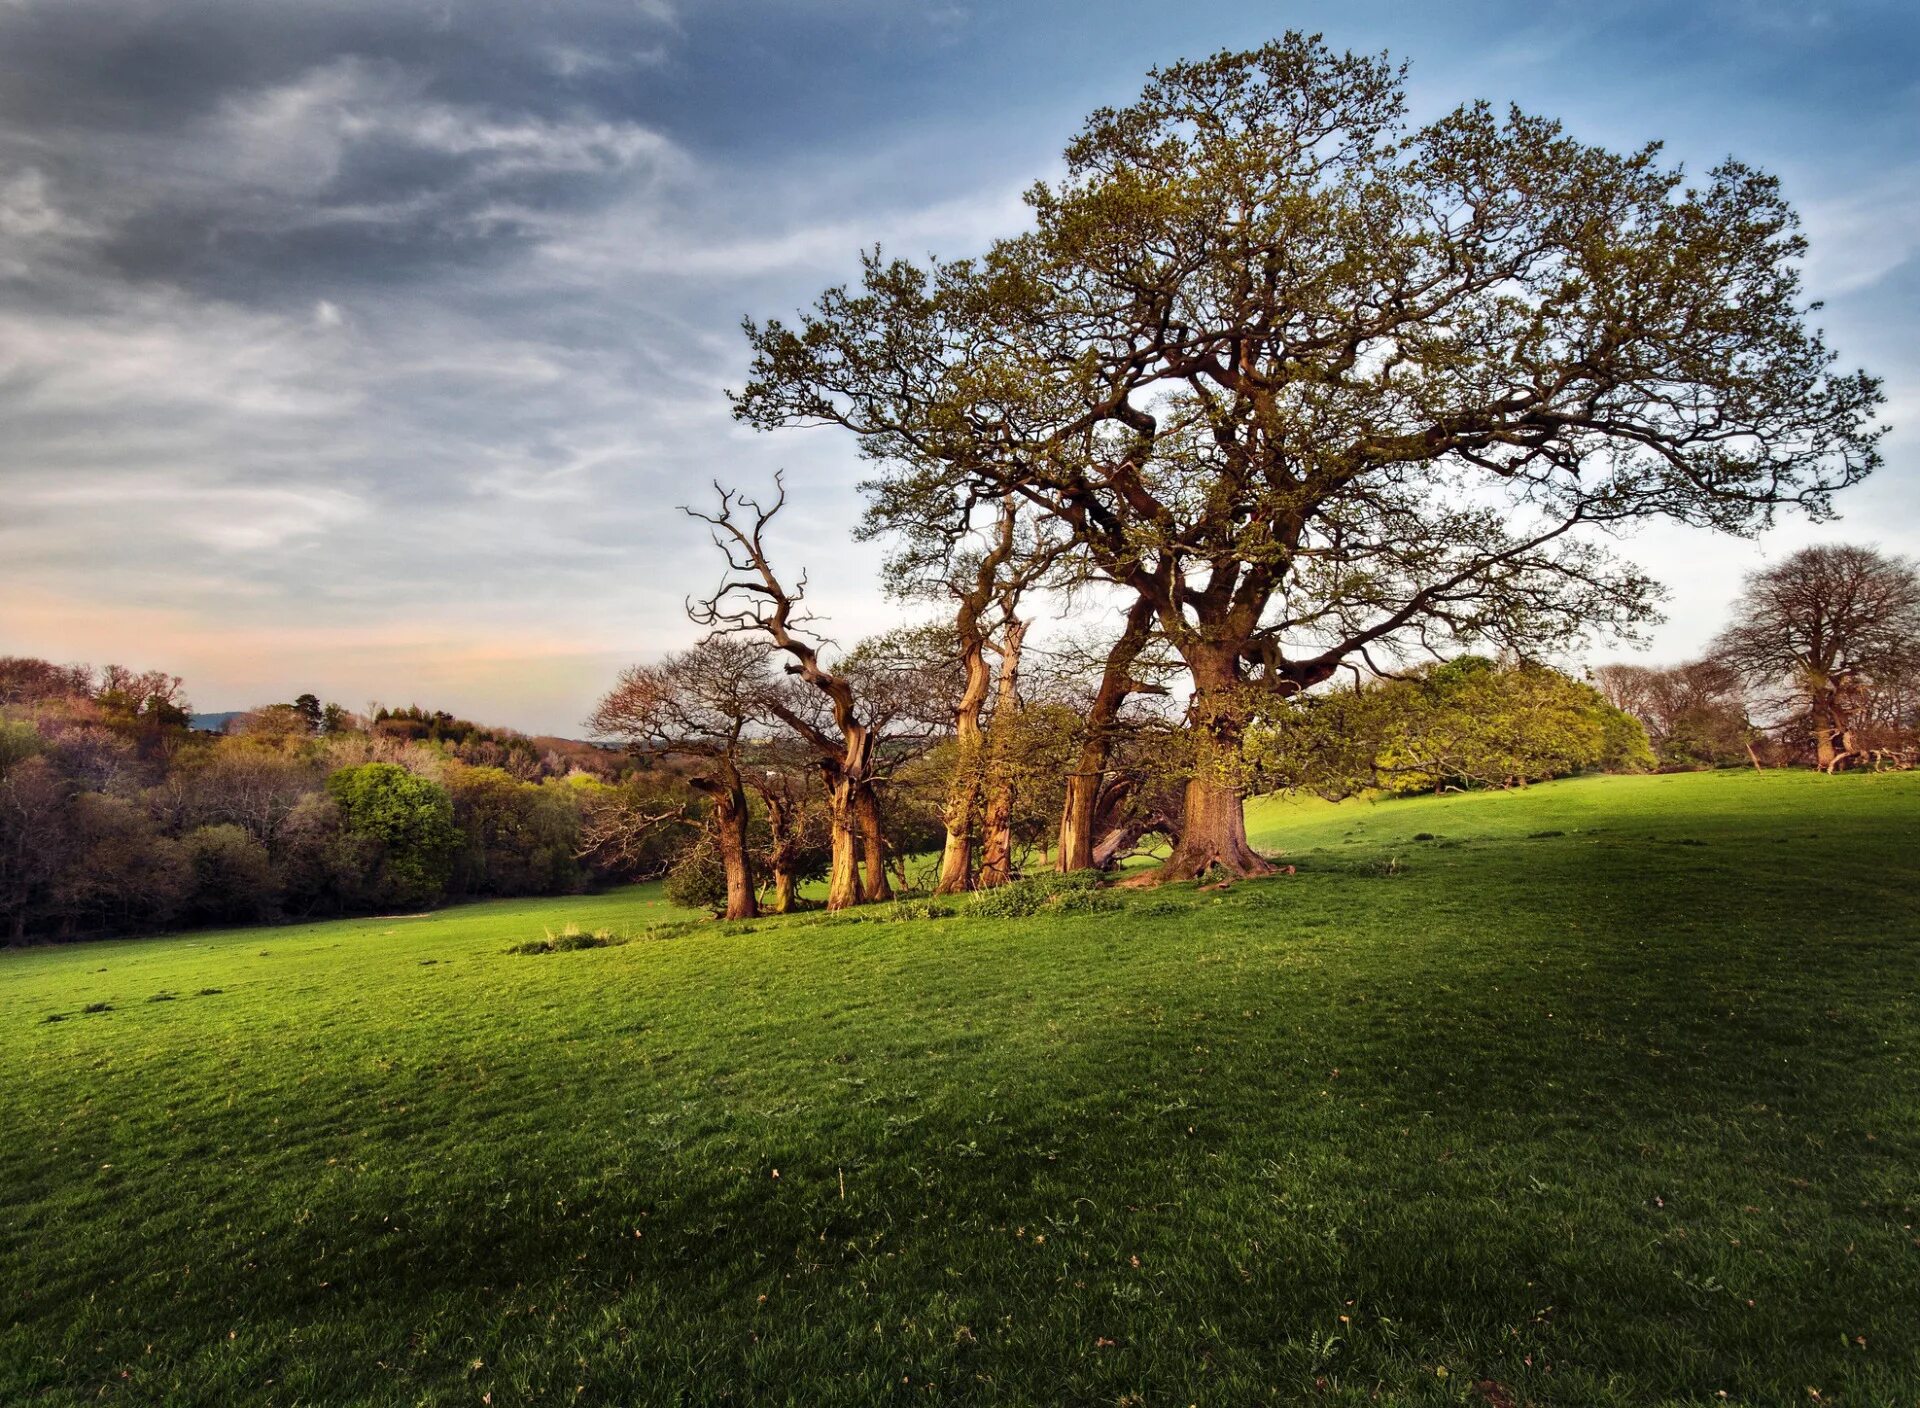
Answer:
1, 0, 1916, 736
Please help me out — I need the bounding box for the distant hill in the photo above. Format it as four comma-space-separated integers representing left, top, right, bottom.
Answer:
188, 711, 243, 733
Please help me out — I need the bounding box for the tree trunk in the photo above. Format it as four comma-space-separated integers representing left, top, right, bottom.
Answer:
935, 634, 993, 894
1156, 771, 1271, 879
1058, 595, 1158, 873
978, 787, 1014, 888
854, 781, 893, 903
823, 773, 861, 911
1152, 647, 1273, 882
765, 794, 799, 913
1811, 690, 1841, 771
1057, 771, 1100, 874
978, 617, 1026, 888
691, 773, 758, 921
935, 791, 976, 894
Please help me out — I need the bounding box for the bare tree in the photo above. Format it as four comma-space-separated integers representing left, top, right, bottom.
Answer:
686, 478, 888, 910
1711, 544, 1920, 771
1592, 659, 1754, 769
589, 636, 775, 919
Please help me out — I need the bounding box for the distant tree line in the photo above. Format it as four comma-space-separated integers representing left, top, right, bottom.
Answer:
0, 661, 691, 943
1595, 546, 1920, 773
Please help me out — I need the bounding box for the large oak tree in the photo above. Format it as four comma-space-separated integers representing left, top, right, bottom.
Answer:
736, 34, 1882, 878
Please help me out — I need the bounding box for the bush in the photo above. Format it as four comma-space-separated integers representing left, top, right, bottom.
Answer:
966, 869, 1107, 918
664, 842, 727, 913
1046, 888, 1122, 914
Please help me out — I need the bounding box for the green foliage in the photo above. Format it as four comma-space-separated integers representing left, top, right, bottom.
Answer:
964, 868, 1105, 918
0, 719, 41, 775
443, 765, 581, 898
51, 794, 188, 935
324, 763, 460, 909
506, 924, 629, 955
1254, 656, 1654, 797
2, 772, 1916, 1404
663, 838, 726, 913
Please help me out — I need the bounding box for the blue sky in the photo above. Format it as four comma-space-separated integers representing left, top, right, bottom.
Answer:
1, 0, 1915, 734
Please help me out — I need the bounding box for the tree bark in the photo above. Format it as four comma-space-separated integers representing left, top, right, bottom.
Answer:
978, 616, 1027, 888
1151, 646, 1274, 882
854, 781, 893, 902
765, 793, 799, 913
1811, 687, 1842, 771
1058, 595, 1158, 872
823, 772, 861, 911
978, 788, 1014, 888
935, 631, 992, 894
690, 772, 758, 921
935, 792, 976, 894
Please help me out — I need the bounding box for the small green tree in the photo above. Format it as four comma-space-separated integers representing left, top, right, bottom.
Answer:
324, 763, 460, 909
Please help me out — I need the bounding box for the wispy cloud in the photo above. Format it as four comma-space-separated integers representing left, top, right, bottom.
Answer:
0, 0, 1914, 729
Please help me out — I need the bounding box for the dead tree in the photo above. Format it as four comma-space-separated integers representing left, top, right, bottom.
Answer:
687, 477, 885, 910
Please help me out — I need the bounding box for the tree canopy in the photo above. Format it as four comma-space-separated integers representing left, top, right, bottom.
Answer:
735, 33, 1883, 879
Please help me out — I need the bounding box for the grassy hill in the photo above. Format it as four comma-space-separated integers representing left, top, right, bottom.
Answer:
3, 770, 1917, 1405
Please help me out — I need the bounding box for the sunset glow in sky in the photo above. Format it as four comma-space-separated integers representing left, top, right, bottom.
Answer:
2, 0, 1915, 734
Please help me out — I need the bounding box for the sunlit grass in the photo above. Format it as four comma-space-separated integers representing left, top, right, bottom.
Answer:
4, 769, 1917, 1405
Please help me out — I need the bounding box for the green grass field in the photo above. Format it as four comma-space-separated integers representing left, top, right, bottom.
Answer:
4, 769, 1917, 1406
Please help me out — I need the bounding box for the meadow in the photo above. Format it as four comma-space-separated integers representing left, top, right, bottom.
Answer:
3, 769, 1917, 1406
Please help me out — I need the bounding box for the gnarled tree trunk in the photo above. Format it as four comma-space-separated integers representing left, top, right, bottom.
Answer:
854, 780, 893, 902
1059, 595, 1158, 872
822, 769, 862, 911
935, 631, 992, 894
764, 792, 799, 913
690, 772, 758, 920
1153, 645, 1274, 882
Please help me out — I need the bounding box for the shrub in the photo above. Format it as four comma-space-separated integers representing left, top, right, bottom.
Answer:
966, 880, 1047, 918
664, 843, 727, 912
1045, 888, 1122, 914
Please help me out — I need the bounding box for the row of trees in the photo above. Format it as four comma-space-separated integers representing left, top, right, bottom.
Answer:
1595, 545, 1920, 771
0, 660, 686, 942
594, 35, 1887, 915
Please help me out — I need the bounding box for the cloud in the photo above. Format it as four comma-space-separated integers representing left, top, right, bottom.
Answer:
1798, 164, 1920, 298
0, 0, 1914, 733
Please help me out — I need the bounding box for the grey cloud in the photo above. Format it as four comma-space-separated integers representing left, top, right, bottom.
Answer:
1, 0, 1914, 732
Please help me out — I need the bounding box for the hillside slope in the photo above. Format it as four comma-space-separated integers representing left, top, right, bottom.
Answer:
3, 770, 1917, 1405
